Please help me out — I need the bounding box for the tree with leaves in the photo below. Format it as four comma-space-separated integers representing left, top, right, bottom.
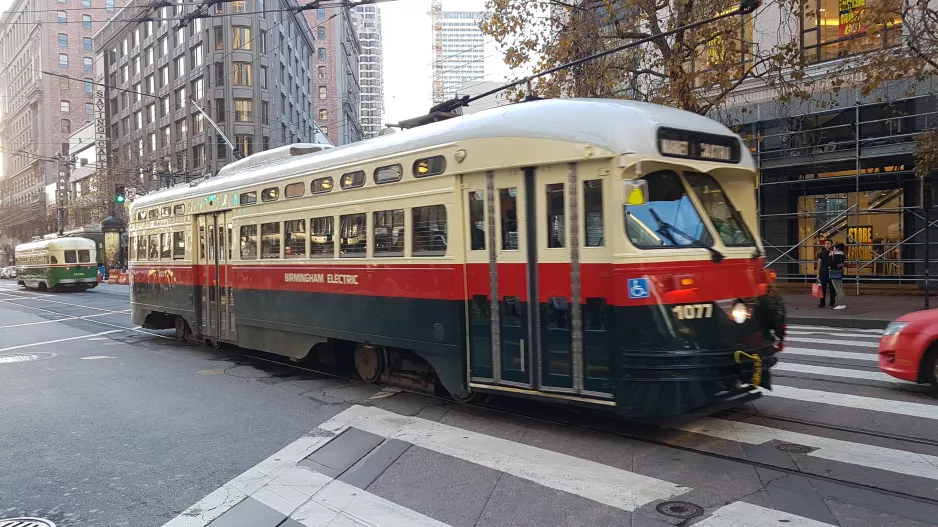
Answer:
65, 151, 166, 229
479, 0, 937, 116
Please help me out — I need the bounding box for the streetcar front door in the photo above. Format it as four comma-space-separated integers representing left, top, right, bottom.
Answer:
197, 212, 234, 343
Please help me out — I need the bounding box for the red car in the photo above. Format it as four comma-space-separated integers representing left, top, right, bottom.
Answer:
879, 311, 938, 388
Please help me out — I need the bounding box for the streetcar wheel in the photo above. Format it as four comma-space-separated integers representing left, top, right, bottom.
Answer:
354, 344, 384, 383
450, 389, 481, 404
38, 282, 47, 292
174, 316, 190, 340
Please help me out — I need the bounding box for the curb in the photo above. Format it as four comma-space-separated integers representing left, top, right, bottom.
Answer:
788, 316, 890, 330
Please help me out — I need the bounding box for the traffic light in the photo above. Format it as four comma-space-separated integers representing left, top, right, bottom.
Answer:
115, 184, 126, 204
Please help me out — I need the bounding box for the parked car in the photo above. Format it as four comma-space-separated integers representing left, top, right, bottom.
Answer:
879, 311, 938, 389
0, 266, 15, 279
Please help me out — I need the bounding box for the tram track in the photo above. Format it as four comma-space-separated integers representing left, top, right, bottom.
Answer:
7, 295, 938, 508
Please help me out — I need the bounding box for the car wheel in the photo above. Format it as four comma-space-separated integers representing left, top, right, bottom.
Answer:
927, 349, 938, 390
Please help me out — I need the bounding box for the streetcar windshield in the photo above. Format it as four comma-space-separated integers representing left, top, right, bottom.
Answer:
625, 171, 713, 248
683, 172, 755, 247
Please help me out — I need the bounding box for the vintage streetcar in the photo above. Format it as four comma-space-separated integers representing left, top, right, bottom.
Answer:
15, 237, 99, 291
127, 98, 785, 420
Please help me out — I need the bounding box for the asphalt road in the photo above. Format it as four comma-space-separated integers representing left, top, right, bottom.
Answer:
0, 281, 936, 527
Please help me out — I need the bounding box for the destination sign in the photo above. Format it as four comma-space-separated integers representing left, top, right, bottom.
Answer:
657, 127, 741, 164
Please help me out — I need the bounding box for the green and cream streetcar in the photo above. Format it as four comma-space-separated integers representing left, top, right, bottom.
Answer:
15, 237, 99, 291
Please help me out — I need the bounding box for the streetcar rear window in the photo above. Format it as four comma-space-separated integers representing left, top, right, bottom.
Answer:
261, 187, 280, 202
64, 250, 78, 264
374, 164, 402, 184
240, 191, 257, 206
413, 156, 446, 178
311, 176, 333, 194
413, 205, 447, 256
340, 171, 365, 189
78, 250, 91, 263
285, 182, 305, 198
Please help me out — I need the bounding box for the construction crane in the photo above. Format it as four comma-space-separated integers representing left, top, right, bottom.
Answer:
431, 0, 444, 104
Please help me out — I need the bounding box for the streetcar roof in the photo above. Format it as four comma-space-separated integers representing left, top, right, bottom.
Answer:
15, 237, 97, 252
131, 98, 755, 210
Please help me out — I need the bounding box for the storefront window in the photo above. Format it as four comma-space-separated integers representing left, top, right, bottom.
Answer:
801, 0, 903, 64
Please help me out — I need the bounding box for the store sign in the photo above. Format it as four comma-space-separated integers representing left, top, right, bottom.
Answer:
94, 88, 108, 171
848, 225, 872, 244
839, 0, 866, 38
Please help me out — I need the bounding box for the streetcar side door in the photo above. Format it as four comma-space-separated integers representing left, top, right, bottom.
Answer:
197, 211, 234, 343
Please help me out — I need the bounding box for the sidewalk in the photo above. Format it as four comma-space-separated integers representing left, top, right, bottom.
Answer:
783, 290, 932, 329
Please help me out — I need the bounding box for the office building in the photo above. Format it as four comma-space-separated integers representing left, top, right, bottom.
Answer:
304, 6, 362, 145
431, 7, 485, 103
353, 5, 384, 139
0, 0, 117, 238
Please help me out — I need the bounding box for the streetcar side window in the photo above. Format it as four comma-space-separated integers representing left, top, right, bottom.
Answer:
137, 236, 147, 260
285, 182, 305, 199
174, 204, 185, 215
468, 191, 485, 251
311, 176, 333, 194
78, 250, 91, 263
148, 209, 158, 219
137, 211, 147, 221
413, 205, 447, 256
261, 187, 280, 202
148, 234, 159, 259
310, 217, 334, 258
64, 250, 78, 264
173, 232, 185, 259
414, 156, 446, 178
160, 233, 172, 259
373, 209, 404, 257
546, 183, 565, 248
339, 213, 366, 257
240, 225, 258, 260
584, 180, 604, 247
499, 189, 519, 250
240, 191, 257, 205
284, 220, 306, 258
261, 222, 281, 258
340, 171, 365, 189
374, 164, 402, 184
161, 206, 171, 217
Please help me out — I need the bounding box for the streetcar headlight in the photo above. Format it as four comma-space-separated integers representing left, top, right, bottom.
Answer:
731, 302, 750, 324
883, 321, 908, 336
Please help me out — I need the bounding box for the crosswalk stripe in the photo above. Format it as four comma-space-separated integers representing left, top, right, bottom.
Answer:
787, 330, 881, 340
694, 501, 834, 526
760, 385, 938, 421
787, 324, 883, 334
786, 336, 878, 348
680, 418, 938, 481
782, 346, 878, 362
774, 361, 898, 383
320, 405, 688, 511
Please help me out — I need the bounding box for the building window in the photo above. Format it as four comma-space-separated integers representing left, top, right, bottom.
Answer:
133, 29, 140, 48
135, 111, 142, 129
215, 62, 225, 86
214, 26, 224, 51
58, 33, 67, 48
236, 134, 253, 156
83, 37, 93, 52
162, 126, 170, 147
176, 118, 187, 138
260, 65, 267, 89
147, 104, 156, 123
175, 56, 185, 76
318, 66, 326, 80
192, 112, 204, 133
146, 74, 155, 93
133, 83, 141, 102
259, 30, 267, 52
192, 77, 204, 100
146, 46, 153, 66
319, 109, 327, 120
84, 57, 93, 72
263, 136, 270, 150
191, 44, 203, 68
106, 0, 114, 11
57, 11, 66, 23
234, 99, 252, 121
216, 99, 225, 122
318, 47, 326, 60
60, 119, 71, 133
133, 57, 141, 75
259, 0, 265, 16
232, 0, 246, 13
316, 7, 325, 19
121, 65, 128, 83
85, 102, 93, 115
317, 27, 326, 39
193, 144, 205, 167
160, 37, 168, 56
159, 65, 169, 86
233, 62, 252, 85
82, 15, 91, 28
232, 27, 251, 50
800, 0, 902, 64
174, 28, 184, 47
175, 87, 186, 109
318, 86, 326, 99
262, 101, 269, 124
161, 97, 169, 117
58, 53, 68, 68
84, 78, 93, 92
61, 100, 70, 112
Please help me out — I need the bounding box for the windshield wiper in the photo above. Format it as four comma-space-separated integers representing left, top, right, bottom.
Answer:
648, 209, 725, 263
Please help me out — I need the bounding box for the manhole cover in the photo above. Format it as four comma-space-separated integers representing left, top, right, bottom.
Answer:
777, 443, 814, 454
0, 354, 39, 364
0, 518, 57, 527
656, 501, 704, 519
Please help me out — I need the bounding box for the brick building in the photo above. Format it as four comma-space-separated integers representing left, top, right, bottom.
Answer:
0, 0, 116, 238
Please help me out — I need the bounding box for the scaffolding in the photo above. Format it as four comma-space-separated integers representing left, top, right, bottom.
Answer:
743, 93, 938, 290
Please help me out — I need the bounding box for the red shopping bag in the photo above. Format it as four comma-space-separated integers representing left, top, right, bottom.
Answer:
811, 282, 823, 298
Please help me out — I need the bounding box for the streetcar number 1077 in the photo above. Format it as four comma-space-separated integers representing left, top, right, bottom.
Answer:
672, 304, 713, 319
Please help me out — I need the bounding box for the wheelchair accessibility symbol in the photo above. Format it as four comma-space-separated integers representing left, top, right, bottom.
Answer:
628, 278, 650, 299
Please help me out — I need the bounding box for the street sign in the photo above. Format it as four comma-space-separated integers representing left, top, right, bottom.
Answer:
126, 188, 137, 201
